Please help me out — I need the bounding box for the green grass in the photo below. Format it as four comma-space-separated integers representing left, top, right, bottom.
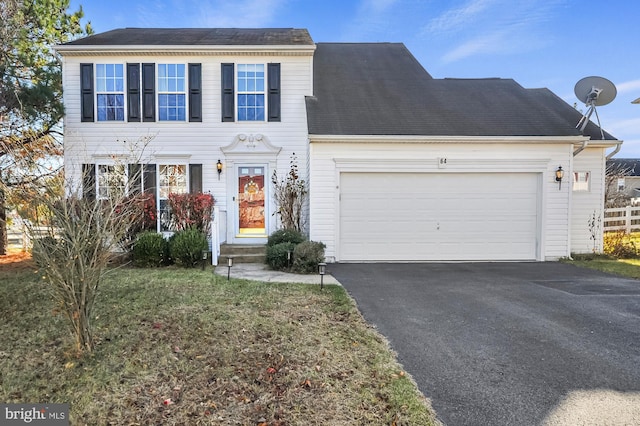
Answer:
0, 259, 438, 425
566, 255, 640, 279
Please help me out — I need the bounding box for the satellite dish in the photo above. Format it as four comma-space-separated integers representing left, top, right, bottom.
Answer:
574, 76, 617, 139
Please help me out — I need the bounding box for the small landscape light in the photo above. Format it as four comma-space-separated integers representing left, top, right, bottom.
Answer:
201, 250, 208, 271
318, 262, 326, 290
227, 256, 233, 281
555, 166, 564, 190
287, 249, 293, 268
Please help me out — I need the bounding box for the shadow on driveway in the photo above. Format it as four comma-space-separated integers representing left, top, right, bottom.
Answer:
329, 262, 640, 426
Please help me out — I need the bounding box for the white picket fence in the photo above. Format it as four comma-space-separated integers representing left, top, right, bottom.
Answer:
603, 206, 640, 233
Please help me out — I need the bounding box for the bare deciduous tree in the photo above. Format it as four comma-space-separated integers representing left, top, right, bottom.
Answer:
271, 153, 307, 232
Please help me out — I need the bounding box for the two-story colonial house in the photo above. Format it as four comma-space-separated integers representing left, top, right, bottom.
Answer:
56, 28, 620, 262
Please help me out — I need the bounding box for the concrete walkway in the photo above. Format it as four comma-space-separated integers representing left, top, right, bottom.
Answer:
213, 262, 341, 286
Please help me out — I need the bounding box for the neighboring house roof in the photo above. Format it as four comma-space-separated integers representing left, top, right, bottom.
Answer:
606, 159, 640, 176
60, 28, 314, 46
306, 42, 618, 140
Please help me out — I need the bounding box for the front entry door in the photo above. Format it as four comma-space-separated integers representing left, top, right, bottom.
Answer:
237, 166, 267, 238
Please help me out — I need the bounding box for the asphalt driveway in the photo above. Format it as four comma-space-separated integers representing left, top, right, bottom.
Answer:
329, 262, 640, 426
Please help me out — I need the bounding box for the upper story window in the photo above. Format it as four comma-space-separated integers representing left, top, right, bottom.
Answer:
237, 64, 265, 121
95, 64, 124, 121
80, 63, 201, 123
572, 171, 590, 192
221, 63, 280, 122
157, 64, 186, 121
617, 178, 626, 192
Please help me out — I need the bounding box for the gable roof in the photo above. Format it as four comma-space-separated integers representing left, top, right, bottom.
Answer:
306, 43, 618, 140
60, 28, 314, 46
606, 159, 640, 176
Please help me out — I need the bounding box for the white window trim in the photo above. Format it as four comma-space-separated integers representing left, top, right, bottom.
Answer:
236, 63, 267, 122
95, 63, 126, 122
157, 63, 188, 122
157, 162, 189, 233
96, 162, 127, 200
572, 171, 591, 192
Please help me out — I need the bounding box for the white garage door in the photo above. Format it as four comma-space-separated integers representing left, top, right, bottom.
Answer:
339, 172, 540, 261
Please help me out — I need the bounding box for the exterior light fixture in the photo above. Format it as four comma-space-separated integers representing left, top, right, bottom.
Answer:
555, 166, 564, 190
226, 256, 233, 281
201, 250, 208, 271
318, 262, 327, 290
217, 160, 223, 180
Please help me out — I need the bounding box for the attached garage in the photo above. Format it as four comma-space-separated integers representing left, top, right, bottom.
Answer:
306, 43, 619, 262
339, 172, 541, 261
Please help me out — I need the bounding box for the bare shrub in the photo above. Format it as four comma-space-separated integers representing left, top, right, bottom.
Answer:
271, 153, 307, 232
27, 171, 145, 354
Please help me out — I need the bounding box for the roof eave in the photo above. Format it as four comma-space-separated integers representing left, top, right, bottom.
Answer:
309, 135, 601, 144
54, 44, 316, 56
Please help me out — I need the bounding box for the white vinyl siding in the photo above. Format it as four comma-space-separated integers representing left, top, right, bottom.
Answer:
571, 148, 607, 254
310, 140, 573, 262
60, 52, 314, 240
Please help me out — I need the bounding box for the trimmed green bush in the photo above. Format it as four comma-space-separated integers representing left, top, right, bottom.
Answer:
292, 240, 326, 274
132, 232, 168, 267
267, 229, 306, 247
266, 242, 297, 270
169, 229, 208, 268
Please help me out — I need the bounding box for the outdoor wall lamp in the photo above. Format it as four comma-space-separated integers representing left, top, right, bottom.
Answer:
555, 166, 564, 190
226, 256, 233, 281
216, 160, 223, 180
318, 262, 327, 290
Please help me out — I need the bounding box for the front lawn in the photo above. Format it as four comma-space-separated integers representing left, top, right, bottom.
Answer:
565, 256, 640, 279
0, 256, 438, 425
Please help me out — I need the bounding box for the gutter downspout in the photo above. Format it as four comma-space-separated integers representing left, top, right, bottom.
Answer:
573, 140, 589, 157
605, 141, 623, 160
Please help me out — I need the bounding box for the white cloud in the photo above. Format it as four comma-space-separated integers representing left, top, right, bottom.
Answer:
425, 0, 565, 64
424, 0, 497, 33
616, 79, 640, 94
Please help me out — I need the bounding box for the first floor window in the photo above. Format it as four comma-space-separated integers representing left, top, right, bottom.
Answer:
572, 171, 590, 192
618, 178, 626, 192
96, 64, 125, 121
158, 164, 187, 231
97, 164, 126, 199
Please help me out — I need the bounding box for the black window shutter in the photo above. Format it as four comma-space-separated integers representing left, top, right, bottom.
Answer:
188, 63, 202, 122
128, 163, 142, 194
143, 164, 157, 195
267, 63, 281, 122
127, 63, 141, 122
80, 63, 94, 122
82, 163, 96, 200
221, 63, 234, 122
189, 164, 203, 193
142, 63, 155, 122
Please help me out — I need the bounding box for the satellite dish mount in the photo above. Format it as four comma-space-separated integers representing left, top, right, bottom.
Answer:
574, 76, 617, 140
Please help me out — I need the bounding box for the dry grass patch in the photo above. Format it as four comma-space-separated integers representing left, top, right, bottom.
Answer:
0, 262, 438, 425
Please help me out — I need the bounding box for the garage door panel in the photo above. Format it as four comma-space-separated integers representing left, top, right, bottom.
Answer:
339, 172, 539, 261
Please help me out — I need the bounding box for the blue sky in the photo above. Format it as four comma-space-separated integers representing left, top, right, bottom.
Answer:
70, 0, 640, 157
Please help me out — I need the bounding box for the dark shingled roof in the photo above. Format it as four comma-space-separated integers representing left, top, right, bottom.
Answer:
606, 159, 640, 176
62, 28, 314, 46
306, 43, 618, 140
